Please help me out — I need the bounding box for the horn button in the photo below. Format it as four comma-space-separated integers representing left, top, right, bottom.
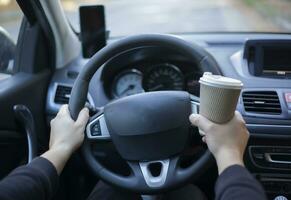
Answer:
104, 91, 191, 161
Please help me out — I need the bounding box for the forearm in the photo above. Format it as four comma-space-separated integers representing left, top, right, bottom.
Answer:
44, 105, 88, 175
0, 157, 59, 200
215, 149, 244, 175
41, 146, 73, 175
215, 165, 267, 200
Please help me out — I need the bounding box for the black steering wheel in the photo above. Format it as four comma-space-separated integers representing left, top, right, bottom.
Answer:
69, 34, 221, 194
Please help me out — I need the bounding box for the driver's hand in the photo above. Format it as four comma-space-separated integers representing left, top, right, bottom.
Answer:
189, 111, 249, 174
41, 105, 89, 175
49, 105, 89, 154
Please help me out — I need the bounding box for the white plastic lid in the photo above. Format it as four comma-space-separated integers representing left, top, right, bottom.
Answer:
199, 72, 243, 89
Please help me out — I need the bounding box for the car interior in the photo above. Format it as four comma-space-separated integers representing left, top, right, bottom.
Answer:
0, 0, 291, 200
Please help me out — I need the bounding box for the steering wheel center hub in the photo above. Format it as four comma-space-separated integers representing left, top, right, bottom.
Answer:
104, 91, 191, 161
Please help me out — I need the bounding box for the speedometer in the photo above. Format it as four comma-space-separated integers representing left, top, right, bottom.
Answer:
143, 64, 184, 91
112, 69, 144, 98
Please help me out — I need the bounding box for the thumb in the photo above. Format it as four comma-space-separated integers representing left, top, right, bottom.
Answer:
76, 107, 89, 126
189, 114, 205, 136
189, 114, 200, 126
189, 113, 210, 132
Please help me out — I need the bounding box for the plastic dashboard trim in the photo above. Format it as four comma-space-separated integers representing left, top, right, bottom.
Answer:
46, 82, 95, 114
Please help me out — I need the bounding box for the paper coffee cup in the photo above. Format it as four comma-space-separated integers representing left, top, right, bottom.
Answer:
199, 72, 243, 124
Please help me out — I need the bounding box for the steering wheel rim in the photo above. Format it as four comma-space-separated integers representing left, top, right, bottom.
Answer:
68, 34, 219, 194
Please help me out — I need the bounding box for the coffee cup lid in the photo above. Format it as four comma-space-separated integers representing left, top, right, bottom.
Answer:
199, 72, 243, 89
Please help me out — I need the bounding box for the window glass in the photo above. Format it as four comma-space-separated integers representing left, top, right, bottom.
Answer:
61, 0, 291, 37
0, 0, 23, 76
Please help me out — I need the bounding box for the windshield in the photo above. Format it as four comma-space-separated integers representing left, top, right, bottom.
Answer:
62, 0, 291, 36
0, 1, 22, 42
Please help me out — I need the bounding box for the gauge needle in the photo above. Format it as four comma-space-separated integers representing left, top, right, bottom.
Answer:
120, 85, 135, 95
150, 84, 164, 91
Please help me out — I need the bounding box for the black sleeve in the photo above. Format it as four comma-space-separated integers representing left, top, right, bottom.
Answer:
0, 157, 59, 200
215, 165, 267, 200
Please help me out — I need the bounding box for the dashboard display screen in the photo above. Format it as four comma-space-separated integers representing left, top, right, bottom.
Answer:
263, 47, 291, 73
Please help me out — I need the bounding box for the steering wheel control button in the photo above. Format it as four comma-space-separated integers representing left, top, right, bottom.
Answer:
91, 122, 101, 136
86, 114, 110, 140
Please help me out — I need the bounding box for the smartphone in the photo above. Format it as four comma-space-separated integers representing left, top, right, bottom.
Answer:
79, 5, 106, 58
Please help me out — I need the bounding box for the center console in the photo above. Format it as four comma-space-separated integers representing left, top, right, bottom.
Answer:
259, 174, 291, 200
249, 145, 291, 199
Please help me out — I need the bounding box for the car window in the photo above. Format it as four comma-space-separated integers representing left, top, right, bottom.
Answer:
0, 1, 23, 77
61, 0, 291, 37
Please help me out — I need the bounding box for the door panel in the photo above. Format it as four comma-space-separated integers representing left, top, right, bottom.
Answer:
0, 130, 25, 179
0, 71, 50, 178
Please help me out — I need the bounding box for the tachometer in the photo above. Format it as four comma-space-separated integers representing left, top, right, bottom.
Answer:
143, 64, 184, 91
112, 69, 144, 98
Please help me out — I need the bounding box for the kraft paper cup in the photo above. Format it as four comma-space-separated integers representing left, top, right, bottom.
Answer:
199, 72, 243, 124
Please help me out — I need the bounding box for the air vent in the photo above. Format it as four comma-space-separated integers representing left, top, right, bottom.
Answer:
242, 91, 281, 115
54, 85, 72, 104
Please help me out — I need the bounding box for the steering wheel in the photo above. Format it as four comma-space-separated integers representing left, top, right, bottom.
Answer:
69, 34, 221, 194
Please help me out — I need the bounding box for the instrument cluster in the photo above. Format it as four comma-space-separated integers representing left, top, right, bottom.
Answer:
110, 62, 202, 99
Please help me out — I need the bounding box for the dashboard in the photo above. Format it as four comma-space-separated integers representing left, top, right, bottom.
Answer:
46, 33, 291, 199
46, 33, 291, 118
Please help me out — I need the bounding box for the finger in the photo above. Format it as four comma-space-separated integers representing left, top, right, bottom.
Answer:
76, 107, 89, 126
246, 130, 250, 138
199, 129, 206, 136
57, 104, 69, 116
189, 114, 211, 132
235, 111, 245, 123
